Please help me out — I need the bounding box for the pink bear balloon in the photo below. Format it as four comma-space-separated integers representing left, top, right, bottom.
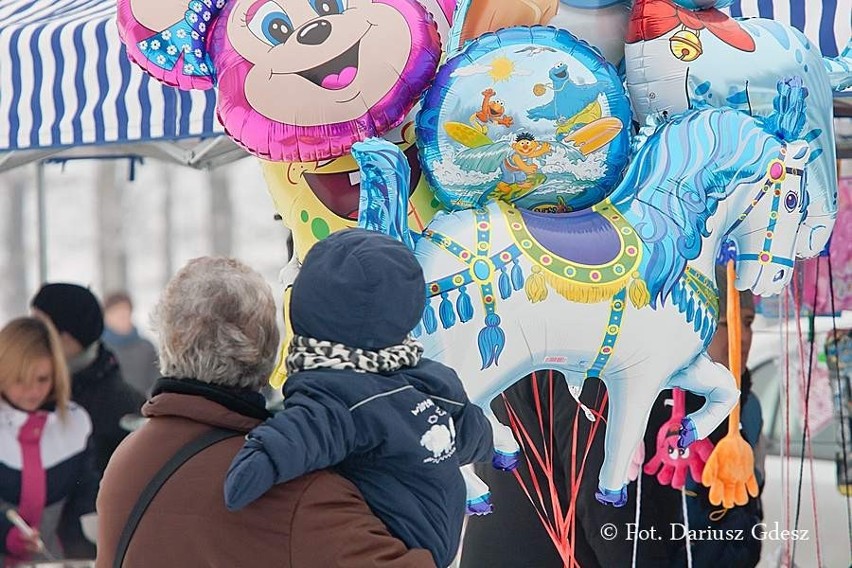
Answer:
117, 0, 444, 162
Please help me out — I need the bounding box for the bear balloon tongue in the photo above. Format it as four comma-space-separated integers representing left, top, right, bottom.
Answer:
323, 66, 358, 90
298, 42, 361, 91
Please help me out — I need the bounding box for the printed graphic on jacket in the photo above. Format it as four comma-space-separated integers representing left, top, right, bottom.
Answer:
412, 397, 458, 465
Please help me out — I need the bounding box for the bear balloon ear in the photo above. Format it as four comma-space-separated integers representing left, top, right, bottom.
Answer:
117, 0, 228, 91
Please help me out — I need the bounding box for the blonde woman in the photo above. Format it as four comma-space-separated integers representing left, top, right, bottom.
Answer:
0, 317, 97, 564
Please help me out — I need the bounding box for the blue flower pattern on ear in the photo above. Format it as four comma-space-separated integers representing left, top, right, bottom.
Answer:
137, 0, 227, 78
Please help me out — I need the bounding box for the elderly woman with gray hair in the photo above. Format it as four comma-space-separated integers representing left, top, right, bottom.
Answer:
96, 256, 435, 568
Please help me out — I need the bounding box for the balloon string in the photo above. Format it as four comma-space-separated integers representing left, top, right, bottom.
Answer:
791, 260, 818, 565
682, 486, 693, 568
568, 398, 580, 567
408, 203, 425, 232
503, 373, 608, 568
565, 386, 608, 555
504, 380, 573, 567
806, 427, 824, 567
782, 283, 792, 565
545, 372, 561, 538
631, 472, 641, 568
504, 394, 552, 515
504, 396, 566, 562
540, 371, 567, 548
826, 252, 852, 557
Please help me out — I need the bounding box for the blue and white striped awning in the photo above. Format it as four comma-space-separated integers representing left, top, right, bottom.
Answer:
724, 0, 850, 59
0, 0, 227, 161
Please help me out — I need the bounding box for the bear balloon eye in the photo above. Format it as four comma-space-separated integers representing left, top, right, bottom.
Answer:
247, 1, 294, 46
309, 0, 344, 16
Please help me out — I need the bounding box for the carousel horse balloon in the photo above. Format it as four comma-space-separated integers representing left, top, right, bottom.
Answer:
116, 0, 445, 162
355, 79, 826, 509
624, 0, 851, 258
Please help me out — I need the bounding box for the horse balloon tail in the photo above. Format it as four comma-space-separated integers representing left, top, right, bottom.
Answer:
478, 313, 505, 369
352, 138, 414, 250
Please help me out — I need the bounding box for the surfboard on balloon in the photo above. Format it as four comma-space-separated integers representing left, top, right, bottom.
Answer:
417, 26, 631, 214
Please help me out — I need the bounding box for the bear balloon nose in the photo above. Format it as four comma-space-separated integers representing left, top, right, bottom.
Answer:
298, 20, 332, 45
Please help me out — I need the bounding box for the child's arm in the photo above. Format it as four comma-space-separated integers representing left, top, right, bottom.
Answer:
224, 383, 365, 511
406, 361, 493, 465
448, 396, 493, 466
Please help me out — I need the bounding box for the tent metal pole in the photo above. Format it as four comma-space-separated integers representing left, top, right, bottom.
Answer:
35, 160, 48, 283
188, 136, 226, 166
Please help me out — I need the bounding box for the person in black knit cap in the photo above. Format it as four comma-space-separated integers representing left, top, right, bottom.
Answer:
31, 283, 145, 477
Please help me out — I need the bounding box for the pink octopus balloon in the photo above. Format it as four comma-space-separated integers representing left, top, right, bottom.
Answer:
117, 0, 444, 162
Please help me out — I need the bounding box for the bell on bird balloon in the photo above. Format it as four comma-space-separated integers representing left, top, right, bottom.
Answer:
669, 27, 702, 62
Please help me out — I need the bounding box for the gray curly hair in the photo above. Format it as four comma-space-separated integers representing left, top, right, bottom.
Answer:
152, 257, 279, 390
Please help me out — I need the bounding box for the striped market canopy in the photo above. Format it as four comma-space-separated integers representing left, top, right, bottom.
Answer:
725, 0, 850, 59
0, 0, 848, 171
0, 0, 238, 171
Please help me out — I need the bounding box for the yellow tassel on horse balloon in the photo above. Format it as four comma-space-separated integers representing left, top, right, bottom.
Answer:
628, 275, 651, 309
525, 266, 548, 303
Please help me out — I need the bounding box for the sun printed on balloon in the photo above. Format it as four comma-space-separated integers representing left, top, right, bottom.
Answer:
489, 56, 516, 82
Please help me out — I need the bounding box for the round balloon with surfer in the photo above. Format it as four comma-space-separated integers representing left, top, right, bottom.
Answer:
417, 25, 631, 213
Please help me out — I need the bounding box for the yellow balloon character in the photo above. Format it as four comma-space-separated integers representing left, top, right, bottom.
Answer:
263, 120, 442, 262
263, 120, 442, 388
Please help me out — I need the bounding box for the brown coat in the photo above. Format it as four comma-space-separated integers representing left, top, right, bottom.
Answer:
96, 388, 436, 568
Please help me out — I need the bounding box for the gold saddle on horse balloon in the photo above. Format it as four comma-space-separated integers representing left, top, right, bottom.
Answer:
502, 202, 650, 307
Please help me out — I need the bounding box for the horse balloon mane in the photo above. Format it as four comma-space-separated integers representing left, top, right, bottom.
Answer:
355, 77, 819, 509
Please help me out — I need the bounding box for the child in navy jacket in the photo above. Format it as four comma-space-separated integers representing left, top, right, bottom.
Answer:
225, 229, 493, 568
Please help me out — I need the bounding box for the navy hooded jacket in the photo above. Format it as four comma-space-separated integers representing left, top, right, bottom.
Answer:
225, 230, 493, 568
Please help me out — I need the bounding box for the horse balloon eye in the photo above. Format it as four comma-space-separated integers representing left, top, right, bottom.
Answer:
247, 3, 294, 46
310, 0, 344, 16
784, 191, 798, 212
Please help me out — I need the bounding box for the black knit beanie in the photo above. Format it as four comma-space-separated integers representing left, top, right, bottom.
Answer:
31, 283, 104, 349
